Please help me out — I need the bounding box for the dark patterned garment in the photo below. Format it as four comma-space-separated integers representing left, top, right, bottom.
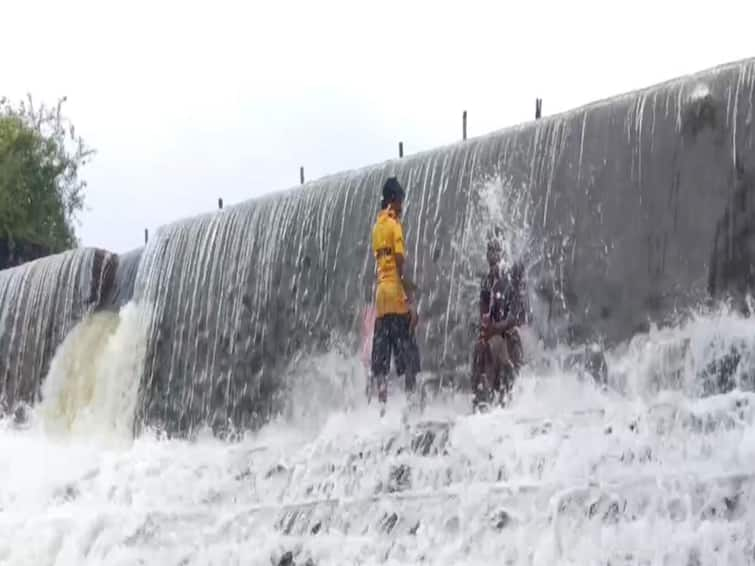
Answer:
480, 261, 528, 327
480, 270, 506, 323
502, 261, 528, 327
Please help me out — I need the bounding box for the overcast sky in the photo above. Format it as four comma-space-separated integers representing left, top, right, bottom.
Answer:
3, 0, 754, 253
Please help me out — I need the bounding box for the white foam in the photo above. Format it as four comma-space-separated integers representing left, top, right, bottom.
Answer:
37, 302, 149, 444
3, 309, 755, 564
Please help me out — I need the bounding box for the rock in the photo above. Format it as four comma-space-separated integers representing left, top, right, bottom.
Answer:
266, 463, 288, 478
387, 464, 411, 493
444, 516, 460, 534
699, 345, 743, 395
12, 403, 30, 427
411, 422, 450, 456
492, 510, 511, 530
54, 484, 79, 502
380, 512, 399, 534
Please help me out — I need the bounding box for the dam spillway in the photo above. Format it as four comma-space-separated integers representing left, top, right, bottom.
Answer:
1, 59, 755, 435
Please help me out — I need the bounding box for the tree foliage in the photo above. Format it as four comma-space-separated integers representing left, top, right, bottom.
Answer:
0, 95, 93, 252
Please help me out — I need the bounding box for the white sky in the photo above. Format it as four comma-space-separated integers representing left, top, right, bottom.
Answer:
2, 0, 754, 253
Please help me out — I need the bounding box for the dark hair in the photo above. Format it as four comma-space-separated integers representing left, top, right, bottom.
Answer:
381, 177, 405, 209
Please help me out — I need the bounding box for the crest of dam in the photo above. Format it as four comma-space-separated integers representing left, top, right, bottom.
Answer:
2, 58, 755, 436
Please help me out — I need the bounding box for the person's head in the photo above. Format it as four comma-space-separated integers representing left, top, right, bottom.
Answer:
381, 177, 405, 217
486, 239, 502, 268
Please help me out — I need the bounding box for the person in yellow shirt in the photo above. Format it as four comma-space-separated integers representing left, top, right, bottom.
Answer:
370, 177, 420, 409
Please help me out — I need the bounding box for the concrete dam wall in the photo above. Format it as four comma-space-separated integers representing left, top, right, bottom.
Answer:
1, 58, 755, 435
0, 248, 116, 411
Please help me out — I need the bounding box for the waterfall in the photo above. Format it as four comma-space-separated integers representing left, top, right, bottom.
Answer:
1, 59, 754, 437
3, 57, 755, 566
37, 303, 149, 440
0, 248, 115, 412
129, 59, 755, 435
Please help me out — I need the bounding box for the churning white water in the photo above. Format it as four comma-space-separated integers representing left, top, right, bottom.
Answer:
3, 308, 755, 565
36, 304, 148, 441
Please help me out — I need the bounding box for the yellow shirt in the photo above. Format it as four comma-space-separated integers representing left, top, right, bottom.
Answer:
372, 208, 409, 317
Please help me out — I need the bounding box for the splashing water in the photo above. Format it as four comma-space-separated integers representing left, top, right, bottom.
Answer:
3, 57, 755, 565
2, 307, 755, 565
36, 303, 150, 442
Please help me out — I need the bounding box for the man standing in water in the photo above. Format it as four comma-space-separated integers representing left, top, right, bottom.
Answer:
370, 177, 420, 413
472, 239, 527, 410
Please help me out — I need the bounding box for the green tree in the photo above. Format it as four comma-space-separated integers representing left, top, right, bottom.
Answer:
0, 95, 93, 252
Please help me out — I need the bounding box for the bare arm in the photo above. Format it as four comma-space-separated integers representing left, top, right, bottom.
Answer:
489, 318, 517, 334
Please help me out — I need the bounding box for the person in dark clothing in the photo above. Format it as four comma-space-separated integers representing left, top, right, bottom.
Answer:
501, 259, 527, 371
471, 239, 527, 409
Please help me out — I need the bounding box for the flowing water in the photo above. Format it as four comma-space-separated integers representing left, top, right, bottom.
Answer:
0, 248, 114, 412
3, 306, 755, 565
128, 59, 755, 436
3, 58, 755, 565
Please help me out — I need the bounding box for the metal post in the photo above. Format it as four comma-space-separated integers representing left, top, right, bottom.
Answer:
535, 98, 543, 119
218, 197, 224, 210
399, 141, 404, 158
300, 166, 305, 185
463, 110, 467, 140
144, 228, 148, 244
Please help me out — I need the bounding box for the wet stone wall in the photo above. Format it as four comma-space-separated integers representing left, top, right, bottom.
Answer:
131, 59, 755, 435
0, 248, 117, 412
